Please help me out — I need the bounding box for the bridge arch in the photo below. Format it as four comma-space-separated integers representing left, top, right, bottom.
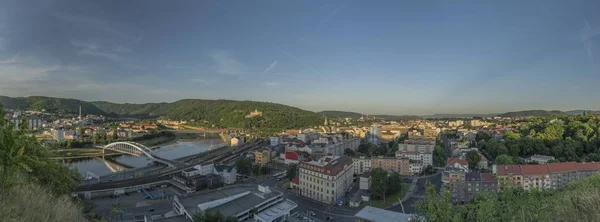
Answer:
103, 141, 174, 166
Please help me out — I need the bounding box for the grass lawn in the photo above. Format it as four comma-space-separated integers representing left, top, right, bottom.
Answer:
360, 183, 410, 208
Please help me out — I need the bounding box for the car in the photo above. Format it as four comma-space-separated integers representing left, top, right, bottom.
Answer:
148, 208, 155, 212
310, 211, 315, 216
302, 217, 309, 221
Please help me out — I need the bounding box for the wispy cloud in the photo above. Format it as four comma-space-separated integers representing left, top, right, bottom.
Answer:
264, 61, 278, 72
276, 47, 318, 73
207, 50, 247, 75
52, 12, 134, 41
581, 20, 600, 58
265, 81, 278, 87
71, 39, 134, 62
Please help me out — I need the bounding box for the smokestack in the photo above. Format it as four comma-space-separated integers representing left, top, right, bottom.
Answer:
79, 105, 82, 119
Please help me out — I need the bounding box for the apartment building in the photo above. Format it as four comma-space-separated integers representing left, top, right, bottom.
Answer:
371, 157, 398, 173
299, 155, 354, 204
352, 156, 372, 175
254, 149, 271, 166
496, 162, 600, 190
465, 172, 497, 201
447, 171, 467, 203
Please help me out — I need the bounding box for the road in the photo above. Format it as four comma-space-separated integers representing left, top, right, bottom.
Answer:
387, 171, 442, 214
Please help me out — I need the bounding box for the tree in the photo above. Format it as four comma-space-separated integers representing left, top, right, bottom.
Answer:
252, 164, 261, 176
433, 145, 446, 167
235, 157, 251, 175
0, 102, 4, 126
19, 117, 28, 132
112, 127, 119, 141
495, 154, 514, 165
466, 150, 481, 170
287, 164, 298, 180
370, 168, 388, 200
192, 209, 236, 222
387, 172, 402, 194
413, 182, 461, 222
344, 148, 356, 156
476, 131, 491, 142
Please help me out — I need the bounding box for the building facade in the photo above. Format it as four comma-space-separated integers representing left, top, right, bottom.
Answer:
254, 149, 271, 166
299, 155, 354, 204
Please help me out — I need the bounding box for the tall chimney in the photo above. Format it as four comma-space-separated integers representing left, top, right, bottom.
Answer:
79, 105, 82, 119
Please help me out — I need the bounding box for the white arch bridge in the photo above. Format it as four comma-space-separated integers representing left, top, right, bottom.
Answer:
101, 141, 181, 167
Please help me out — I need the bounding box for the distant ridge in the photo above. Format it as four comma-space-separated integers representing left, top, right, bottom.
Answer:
318, 110, 421, 120
497, 110, 568, 117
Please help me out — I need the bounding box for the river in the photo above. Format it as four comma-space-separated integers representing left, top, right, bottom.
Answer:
67, 139, 220, 177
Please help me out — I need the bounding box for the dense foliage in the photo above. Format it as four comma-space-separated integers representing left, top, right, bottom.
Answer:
192, 209, 237, 222
414, 173, 600, 222
433, 145, 446, 167
480, 115, 600, 163
0, 96, 106, 115
370, 168, 403, 200
0, 102, 87, 221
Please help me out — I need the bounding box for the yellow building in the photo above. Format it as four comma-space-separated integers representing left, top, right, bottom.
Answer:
254, 149, 271, 166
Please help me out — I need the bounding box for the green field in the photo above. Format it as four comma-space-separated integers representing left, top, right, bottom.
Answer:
360, 183, 410, 208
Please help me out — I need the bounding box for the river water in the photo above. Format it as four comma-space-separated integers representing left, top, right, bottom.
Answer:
68, 139, 220, 177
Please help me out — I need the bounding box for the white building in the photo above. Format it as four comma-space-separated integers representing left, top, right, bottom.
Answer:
525, 154, 555, 164
352, 156, 372, 175
299, 155, 354, 204
193, 163, 216, 176
214, 164, 237, 185
269, 136, 280, 147
359, 172, 371, 190
297, 134, 308, 143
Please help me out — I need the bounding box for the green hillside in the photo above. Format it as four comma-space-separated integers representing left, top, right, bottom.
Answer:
498, 109, 568, 117
0, 96, 106, 115
93, 99, 324, 129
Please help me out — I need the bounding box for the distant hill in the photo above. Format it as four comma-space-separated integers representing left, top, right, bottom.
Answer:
565, 110, 600, 115
318, 111, 363, 119
497, 110, 568, 117
423, 113, 498, 119
0, 96, 106, 115
318, 110, 420, 120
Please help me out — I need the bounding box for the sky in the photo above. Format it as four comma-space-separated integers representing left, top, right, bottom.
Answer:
0, 0, 599, 115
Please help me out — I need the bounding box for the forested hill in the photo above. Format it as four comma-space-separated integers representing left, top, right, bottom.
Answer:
0, 96, 106, 115
498, 110, 569, 117
92, 99, 324, 129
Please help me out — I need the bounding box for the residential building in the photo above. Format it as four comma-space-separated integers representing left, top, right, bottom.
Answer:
354, 206, 415, 222
521, 165, 552, 190
525, 154, 555, 164
254, 149, 271, 166
547, 162, 578, 189
447, 158, 469, 172
214, 164, 237, 185
171, 185, 297, 222
409, 160, 423, 175
465, 172, 497, 201
478, 155, 489, 170
371, 157, 398, 173
298, 155, 354, 204
447, 171, 467, 203
381, 131, 399, 141
359, 172, 371, 190
576, 162, 600, 179
352, 156, 372, 175
399, 157, 410, 176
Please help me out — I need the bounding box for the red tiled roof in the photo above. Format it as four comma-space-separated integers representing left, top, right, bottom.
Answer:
521, 164, 550, 175
285, 151, 299, 161
447, 157, 468, 167
577, 162, 600, 171
547, 162, 577, 173
496, 165, 523, 176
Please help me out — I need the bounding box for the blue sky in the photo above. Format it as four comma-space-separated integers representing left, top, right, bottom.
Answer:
0, 0, 599, 115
